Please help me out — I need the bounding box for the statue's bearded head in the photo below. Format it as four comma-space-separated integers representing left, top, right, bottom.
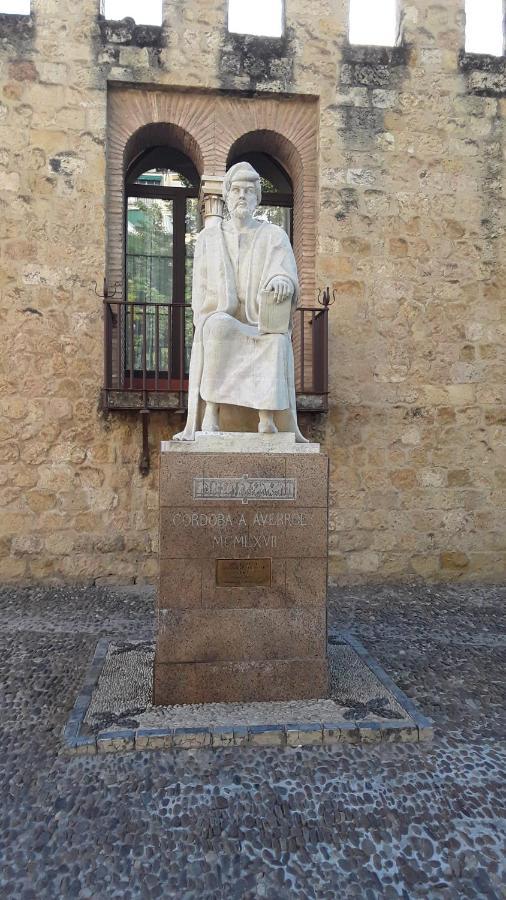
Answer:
223, 162, 262, 222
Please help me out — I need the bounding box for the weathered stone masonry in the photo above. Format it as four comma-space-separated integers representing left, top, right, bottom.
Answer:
0, 0, 505, 584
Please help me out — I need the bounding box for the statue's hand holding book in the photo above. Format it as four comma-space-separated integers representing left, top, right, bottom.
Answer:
258, 279, 293, 335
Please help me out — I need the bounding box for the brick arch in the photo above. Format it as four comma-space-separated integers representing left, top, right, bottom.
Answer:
226, 129, 302, 185
124, 122, 205, 179
107, 120, 203, 298
106, 88, 213, 297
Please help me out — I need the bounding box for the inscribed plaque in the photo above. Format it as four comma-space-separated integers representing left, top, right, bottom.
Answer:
216, 558, 272, 587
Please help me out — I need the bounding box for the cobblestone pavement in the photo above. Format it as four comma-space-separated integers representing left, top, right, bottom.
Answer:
0, 583, 504, 899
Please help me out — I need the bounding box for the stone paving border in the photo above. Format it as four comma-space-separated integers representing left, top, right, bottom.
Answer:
62, 632, 433, 755
336, 630, 435, 742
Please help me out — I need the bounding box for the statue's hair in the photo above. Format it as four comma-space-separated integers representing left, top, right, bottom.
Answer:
222, 162, 262, 204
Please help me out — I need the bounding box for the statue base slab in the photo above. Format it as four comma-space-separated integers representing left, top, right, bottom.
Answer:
162, 432, 320, 454
153, 440, 329, 705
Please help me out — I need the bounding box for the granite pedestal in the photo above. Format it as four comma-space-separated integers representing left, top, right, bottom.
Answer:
153, 432, 329, 705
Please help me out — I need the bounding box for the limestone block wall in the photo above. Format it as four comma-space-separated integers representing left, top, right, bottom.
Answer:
0, 0, 505, 584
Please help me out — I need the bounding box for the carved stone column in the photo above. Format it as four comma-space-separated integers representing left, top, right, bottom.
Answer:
199, 174, 225, 227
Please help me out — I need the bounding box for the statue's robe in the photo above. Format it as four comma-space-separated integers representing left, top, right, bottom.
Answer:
177, 218, 306, 441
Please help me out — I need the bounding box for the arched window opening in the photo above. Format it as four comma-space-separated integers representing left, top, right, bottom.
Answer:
227, 151, 293, 241
228, 0, 283, 37
125, 147, 200, 381
0, 0, 30, 12
349, 0, 399, 47
465, 0, 504, 55
103, 0, 162, 26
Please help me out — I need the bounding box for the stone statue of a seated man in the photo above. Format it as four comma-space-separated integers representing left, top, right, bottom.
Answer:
174, 161, 306, 442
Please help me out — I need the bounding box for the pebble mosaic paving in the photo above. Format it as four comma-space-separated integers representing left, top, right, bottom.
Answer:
0, 583, 504, 898
73, 634, 426, 752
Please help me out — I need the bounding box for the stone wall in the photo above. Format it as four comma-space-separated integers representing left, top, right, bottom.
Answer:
0, 0, 505, 584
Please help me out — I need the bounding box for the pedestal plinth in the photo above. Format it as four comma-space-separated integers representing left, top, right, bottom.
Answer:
153, 432, 329, 705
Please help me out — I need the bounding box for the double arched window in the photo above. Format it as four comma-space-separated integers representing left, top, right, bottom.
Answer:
105, 91, 322, 458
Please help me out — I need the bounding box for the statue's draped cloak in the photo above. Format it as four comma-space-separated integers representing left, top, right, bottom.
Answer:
178, 219, 306, 442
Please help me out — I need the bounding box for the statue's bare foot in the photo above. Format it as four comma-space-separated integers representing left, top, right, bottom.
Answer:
173, 430, 194, 441
201, 401, 220, 433
258, 411, 278, 434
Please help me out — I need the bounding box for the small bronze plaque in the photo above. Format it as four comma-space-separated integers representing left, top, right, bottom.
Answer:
216, 558, 272, 587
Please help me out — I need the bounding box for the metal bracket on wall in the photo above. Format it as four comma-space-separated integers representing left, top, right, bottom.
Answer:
139, 409, 150, 476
